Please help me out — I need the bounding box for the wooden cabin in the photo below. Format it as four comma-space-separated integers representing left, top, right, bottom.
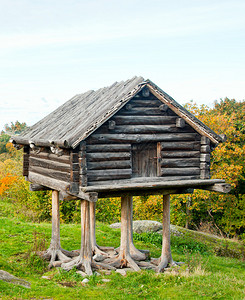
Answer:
11, 76, 230, 273
11, 76, 229, 198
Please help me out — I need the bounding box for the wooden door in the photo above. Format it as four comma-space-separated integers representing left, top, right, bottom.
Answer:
132, 143, 160, 177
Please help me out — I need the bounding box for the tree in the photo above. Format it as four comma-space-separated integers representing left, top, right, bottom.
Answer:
3, 121, 28, 135
171, 98, 245, 238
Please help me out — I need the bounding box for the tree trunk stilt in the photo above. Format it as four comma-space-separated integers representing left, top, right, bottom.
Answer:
90, 202, 115, 259
42, 190, 75, 267
116, 196, 148, 261
106, 195, 141, 271
152, 194, 176, 272
61, 200, 93, 275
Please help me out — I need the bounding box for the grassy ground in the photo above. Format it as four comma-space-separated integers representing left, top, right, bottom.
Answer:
0, 207, 245, 299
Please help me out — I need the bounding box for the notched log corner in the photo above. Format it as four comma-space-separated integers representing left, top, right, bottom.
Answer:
203, 183, 231, 193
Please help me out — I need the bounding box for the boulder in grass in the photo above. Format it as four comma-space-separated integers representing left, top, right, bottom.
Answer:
110, 220, 162, 234
156, 225, 184, 236
110, 220, 183, 236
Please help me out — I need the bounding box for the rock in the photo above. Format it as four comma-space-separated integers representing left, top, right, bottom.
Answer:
93, 253, 105, 262
0, 270, 31, 288
102, 278, 111, 282
110, 221, 184, 237
133, 220, 162, 233
156, 225, 183, 237
82, 278, 89, 284
109, 222, 121, 229
110, 220, 162, 234
76, 270, 87, 277
41, 275, 50, 280
94, 271, 101, 276
115, 269, 127, 276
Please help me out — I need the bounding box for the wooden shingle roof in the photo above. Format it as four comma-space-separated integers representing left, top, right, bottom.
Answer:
12, 76, 224, 148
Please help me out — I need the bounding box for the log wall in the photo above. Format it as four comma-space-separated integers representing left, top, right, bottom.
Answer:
85, 90, 210, 185
29, 147, 71, 190
26, 90, 211, 190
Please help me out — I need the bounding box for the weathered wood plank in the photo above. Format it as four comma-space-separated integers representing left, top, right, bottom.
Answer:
87, 160, 131, 170
29, 183, 50, 191
86, 144, 131, 153
88, 174, 132, 182
161, 158, 200, 168
118, 107, 166, 115
87, 169, 132, 176
87, 133, 199, 144
28, 172, 69, 191
71, 170, 80, 182
112, 115, 177, 125
129, 99, 161, 107
132, 142, 157, 177
157, 142, 161, 176
161, 168, 200, 176
79, 141, 87, 187
87, 152, 131, 161
70, 152, 79, 164
108, 124, 195, 134
161, 151, 200, 158
82, 178, 226, 192
87, 169, 132, 181
160, 141, 200, 151
88, 175, 201, 186
70, 148, 80, 194
29, 157, 70, 173
30, 152, 70, 164
29, 165, 70, 182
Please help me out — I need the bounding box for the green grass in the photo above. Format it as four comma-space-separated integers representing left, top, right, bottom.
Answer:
0, 209, 245, 299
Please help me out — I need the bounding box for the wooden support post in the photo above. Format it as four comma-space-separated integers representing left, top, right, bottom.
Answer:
152, 194, 177, 272
61, 199, 93, 275
80, 200, 93, 275
62, 199, 116, 274
116, 196, 148, 261
106, 195, 140, 271
51, 190, 60, 250
128, 196, 148, 260
119, 195, 140, 270
43, 190, 77, 267
158, 194, 174, 270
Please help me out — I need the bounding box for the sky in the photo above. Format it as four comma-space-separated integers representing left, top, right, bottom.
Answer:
0, 0, 244, 131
